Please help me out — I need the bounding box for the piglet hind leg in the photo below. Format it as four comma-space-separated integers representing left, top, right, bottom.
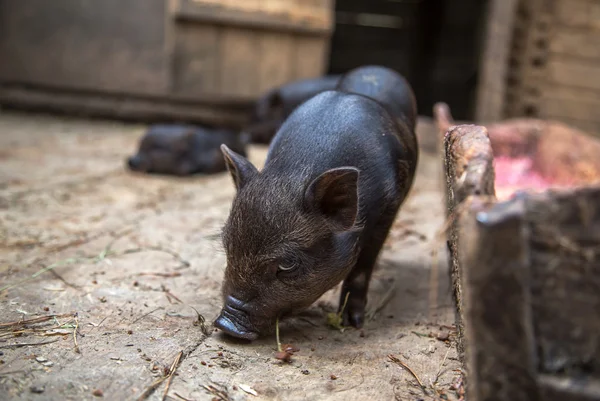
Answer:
339, 261, 373, 328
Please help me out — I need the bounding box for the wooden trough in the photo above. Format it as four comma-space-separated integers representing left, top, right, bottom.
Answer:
439, 104, 600, 400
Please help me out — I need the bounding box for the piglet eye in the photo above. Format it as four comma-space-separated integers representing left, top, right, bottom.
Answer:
278, 262, 298, 272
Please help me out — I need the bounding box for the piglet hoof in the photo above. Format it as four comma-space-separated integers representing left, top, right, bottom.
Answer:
340, 295, 366, 329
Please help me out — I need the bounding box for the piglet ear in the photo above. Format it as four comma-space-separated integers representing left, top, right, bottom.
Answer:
220, 144, 258, 190
304, 167, 359, 230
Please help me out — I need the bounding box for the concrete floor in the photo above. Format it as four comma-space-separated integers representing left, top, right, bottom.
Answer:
0, 110, 462, 401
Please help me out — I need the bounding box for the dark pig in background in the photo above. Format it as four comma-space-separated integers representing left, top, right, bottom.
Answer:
244, 75, 342, 144
337, 66, 417, 133
214, 65, 419, 340
127, 124, 249, 176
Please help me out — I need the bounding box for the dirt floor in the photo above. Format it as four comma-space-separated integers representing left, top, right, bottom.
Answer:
0, 109, 462, 401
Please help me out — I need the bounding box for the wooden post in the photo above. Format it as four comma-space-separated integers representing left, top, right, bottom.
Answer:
475, 0, 518, 122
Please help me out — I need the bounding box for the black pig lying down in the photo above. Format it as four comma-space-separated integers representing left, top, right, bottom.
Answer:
127, 125, 248, 176
245, 75, 343, 144
214, 65, 419, 340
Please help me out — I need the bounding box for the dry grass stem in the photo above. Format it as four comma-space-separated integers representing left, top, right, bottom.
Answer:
388, 354, 426, 393
73, 313, 80, 353
136, 351, 183, 401
162, 351, 183, 401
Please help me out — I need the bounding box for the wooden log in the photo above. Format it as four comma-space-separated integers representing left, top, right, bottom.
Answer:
0, 85, 252, 129
443, 124, 497, 367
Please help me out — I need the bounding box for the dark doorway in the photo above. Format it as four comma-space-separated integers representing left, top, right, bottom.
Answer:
327, 0, 488, 120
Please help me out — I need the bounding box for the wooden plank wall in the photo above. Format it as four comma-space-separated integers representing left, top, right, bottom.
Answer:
0, 0, 170, 96
541, 0, 600, 134
0, 0, 334, 126
173, 0, 333, 99
504, 0, 600, 136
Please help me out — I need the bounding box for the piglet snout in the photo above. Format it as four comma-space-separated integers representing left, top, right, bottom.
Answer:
214, 295, 259, 340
